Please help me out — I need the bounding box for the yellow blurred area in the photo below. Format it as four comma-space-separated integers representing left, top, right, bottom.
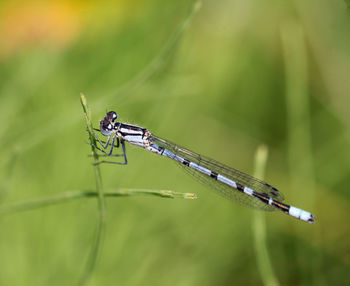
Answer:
0, 0, 141, 59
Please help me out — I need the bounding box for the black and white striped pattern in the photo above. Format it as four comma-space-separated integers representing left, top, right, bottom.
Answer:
145, 141, 314, 223
98, 117, 315, 224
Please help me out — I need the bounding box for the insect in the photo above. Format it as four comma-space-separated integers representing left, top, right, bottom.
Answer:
88, 111, 316, 224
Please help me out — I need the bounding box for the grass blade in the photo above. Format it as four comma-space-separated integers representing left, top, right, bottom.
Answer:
0, 189, 197, 216
79, 94, 106, 286
252, 145, 279, 286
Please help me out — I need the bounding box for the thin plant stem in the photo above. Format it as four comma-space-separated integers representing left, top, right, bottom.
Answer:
79, 94, 106, 286
0, 189, 196, 216
252, 145, 279, 286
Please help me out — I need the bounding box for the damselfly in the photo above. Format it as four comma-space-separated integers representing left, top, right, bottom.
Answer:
88, 111, 316, 224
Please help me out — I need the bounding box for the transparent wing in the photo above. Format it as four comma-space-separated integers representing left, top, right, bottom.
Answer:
151, 135, 285, 211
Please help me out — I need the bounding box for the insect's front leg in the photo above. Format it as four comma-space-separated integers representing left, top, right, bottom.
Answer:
97, 139, 128, 165
88, 133, 116, 156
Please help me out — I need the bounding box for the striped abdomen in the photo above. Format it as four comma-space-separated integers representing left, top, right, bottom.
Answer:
146, 142, 315, 224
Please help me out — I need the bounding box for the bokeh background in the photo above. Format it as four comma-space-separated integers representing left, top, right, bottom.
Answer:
1, 0, 350, 285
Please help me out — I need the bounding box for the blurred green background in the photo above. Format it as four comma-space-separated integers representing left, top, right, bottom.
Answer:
1, 0, 350, 285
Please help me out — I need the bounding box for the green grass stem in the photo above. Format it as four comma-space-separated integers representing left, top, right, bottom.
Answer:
0, 189, 196, 216
252, 145, 279, 286
79, 94, 106, 286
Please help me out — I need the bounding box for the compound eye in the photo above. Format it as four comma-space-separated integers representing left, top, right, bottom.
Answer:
107, 111, 118, 122
100, 118, 113, 136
